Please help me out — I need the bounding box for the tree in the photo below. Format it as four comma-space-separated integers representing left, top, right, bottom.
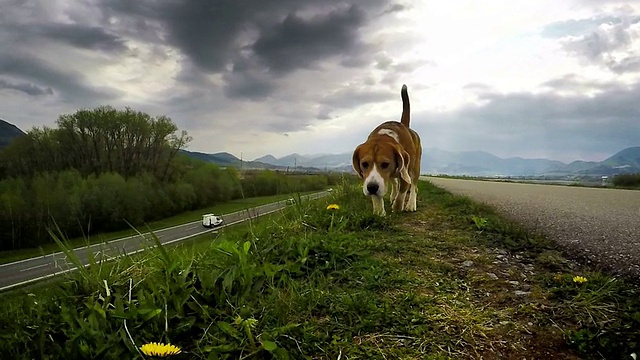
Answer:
1, 106, 192, 180
0, 177, 28, 250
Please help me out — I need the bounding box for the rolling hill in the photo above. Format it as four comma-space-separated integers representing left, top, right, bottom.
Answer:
181, 150, 322, 172
0, 118, 25, 150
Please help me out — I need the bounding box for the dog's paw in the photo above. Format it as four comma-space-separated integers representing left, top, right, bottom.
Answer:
375, 209, 387, 216
391, 202, 404, 213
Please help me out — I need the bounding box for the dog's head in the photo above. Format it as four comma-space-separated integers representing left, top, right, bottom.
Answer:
352, 139, 411, 197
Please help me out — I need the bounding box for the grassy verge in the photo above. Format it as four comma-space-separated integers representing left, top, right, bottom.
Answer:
0, 191, 322, 265
1, 179, 638, 359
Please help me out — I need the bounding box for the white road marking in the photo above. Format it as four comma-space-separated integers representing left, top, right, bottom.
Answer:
19, 263, 49, 272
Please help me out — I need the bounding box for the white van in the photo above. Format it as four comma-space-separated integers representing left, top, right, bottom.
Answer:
202, 214, 224, 228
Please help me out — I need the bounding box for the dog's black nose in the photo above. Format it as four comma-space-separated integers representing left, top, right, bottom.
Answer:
367, 183, 379, 194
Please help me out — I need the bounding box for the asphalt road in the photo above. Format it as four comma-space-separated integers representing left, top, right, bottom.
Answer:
424, 177, 640, 277
0, 191, 328, 292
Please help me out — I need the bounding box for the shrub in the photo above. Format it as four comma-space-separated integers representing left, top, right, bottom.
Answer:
612, 173, 640, 188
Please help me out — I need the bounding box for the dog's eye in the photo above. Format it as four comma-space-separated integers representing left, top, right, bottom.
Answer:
380, 162, 390, 169
361, 161, 369, 169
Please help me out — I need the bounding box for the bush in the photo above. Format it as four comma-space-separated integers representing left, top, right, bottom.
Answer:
239, 171, 330, 197
612, 173, 640, 188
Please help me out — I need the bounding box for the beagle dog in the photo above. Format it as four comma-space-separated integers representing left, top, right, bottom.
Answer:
352, 84, 422, 216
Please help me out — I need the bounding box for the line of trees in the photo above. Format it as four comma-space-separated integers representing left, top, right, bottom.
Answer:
0, 107, 337, 250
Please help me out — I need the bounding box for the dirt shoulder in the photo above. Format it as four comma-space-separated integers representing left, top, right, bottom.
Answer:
380, 180, 640, 359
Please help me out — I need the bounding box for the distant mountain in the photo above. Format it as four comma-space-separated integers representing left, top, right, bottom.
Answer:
0, 118, 25, 150
255, 146, 640, 177
254, 154, 278, 164
540, 147, 640, 176
420, 148, 565, 176
256, 148, 565, 176
550, 160, 599, 174
207, 152, 242, 165
577, 147, 640, 176
180, 150, 322, 172
253, 153, 301, 167
253, 153, 353, 169
180, 150, 275, 169
602, 146, 640, 167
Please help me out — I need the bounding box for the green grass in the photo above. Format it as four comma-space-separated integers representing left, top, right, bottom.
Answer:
0, 190, 322, 265
1, 178, 639, 359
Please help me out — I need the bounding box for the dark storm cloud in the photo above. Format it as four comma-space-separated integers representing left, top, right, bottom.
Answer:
0, 2, 128, 53
0, 2, 128, 106
154, 0, 249, 72
0, 78, 53, 96
316, 85, 393, 119
411, 78, 640, 160
99, 0, 306, 72
222, 55, 276, 100
96, 0, 393, 99
379, 3, 406, 16
252, 5, 366, 73
35, 23, 128, 52
320, 86, 390, 108
0, 54, 119, 103
540, 74, 620, 93
1, 0, 400, 132
100, 0, 388, 73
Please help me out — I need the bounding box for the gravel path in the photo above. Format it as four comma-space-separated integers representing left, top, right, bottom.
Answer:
424, 177, 640, 278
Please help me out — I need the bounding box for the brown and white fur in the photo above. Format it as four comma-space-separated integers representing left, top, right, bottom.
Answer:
352, 84, 422, 216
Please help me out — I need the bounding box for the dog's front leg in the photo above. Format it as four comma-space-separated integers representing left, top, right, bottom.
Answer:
371, 195, 386, 216
406, 184, 418, 211
389, 178, 398, 207
392, 181, 410, 213
392, 192, 407, 213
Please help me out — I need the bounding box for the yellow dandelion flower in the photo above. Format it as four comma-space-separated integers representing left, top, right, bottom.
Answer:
573, 276, 588, 284
140, 342, 182, 357
326, 204, 340, 211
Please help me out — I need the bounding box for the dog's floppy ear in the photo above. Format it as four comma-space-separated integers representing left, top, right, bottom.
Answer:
352, 144, 365, 179
393, 145, 412, 184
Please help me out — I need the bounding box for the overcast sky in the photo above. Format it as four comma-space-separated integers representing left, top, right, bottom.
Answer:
1, 0, 639, 162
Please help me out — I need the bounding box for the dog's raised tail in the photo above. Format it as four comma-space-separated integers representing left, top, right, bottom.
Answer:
400, 84, 410, 127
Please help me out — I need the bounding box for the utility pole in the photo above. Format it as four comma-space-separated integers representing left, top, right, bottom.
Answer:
240, 152, 243, 170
